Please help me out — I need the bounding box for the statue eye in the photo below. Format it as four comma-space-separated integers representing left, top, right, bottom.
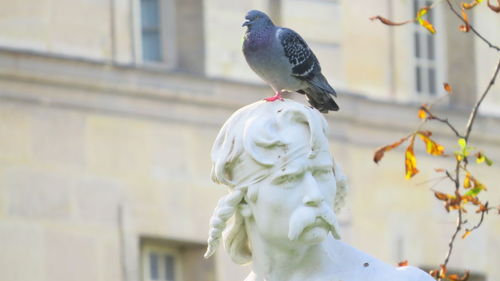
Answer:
313, 169, 333, 179
272, 173, 300, 185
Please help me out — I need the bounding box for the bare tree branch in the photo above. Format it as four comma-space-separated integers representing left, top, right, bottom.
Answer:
438, 208, 463, 281
469, 202, 489, 232
421, 106, 463, 138
438, 155, 463, 281
445, 170, 455, 183
372, 3, 500, 279
464, 58, 500, 140
446, 0, 500, 51
437, 57, 500, 278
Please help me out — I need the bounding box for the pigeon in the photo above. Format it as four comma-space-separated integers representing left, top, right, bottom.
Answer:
242, 10, 339, 113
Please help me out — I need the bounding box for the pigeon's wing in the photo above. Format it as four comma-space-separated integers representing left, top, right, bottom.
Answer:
278, 28, 321, 81
278, 28, 337, 97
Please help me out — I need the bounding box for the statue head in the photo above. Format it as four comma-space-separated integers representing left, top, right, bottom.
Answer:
204, 100, 347, 264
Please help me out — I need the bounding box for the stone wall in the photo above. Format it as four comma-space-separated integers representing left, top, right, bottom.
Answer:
0, 0, 499, 280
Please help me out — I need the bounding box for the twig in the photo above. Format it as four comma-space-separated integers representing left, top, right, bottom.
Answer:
445, 0, 500, 51
437, 157, 463, 281
444, 170, 455, 183
454, 159, 461, 189
469, 203, 489, 232
421, 106, 463, 138
464, 57, 500, 141
438, 208, 463, 281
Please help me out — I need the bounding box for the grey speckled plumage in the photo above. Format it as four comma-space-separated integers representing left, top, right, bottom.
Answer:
242, 10, 339, 113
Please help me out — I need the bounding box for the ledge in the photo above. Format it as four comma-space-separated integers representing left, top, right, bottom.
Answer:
0, 47, 499, 149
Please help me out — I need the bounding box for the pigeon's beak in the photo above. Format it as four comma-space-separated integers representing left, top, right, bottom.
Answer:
242, 20, 250, 27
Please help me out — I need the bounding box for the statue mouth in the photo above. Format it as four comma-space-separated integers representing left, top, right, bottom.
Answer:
288, 205, 341, 241
307, 217, 329, 229
289, 215, 330, 241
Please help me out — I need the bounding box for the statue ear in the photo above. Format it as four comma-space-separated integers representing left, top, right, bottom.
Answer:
239, 202, 253, 218
332, 161, 348, 213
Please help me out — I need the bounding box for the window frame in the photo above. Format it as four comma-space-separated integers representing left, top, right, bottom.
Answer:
134, 0, 177, 68
141, 243, 183, 281
410, 0, 447, 100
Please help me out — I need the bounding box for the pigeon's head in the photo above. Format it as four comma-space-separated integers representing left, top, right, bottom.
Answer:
242, 10, 274, 30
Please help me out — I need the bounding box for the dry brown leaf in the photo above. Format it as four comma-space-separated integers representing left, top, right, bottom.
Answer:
448, 271, 470, 281
369, 16, 412, 26
459, 8, 471, 32
373, 136, 411, 163
397, 260, 409, 267
443, 82, 453, 93
487, 0, 500, 12
434, 191, 450, 201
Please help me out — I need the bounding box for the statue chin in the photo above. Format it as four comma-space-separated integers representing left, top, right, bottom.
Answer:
296, 224, 330, 245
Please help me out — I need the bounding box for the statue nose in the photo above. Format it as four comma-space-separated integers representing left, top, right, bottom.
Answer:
302, 174, 325, 207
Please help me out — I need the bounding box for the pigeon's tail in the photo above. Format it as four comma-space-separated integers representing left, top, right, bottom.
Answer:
298, 88, 339, 113
298, 74, 339, 113
309, 73, 337, 98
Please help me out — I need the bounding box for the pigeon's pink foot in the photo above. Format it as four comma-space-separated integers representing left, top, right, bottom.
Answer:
264, 92, 284, 102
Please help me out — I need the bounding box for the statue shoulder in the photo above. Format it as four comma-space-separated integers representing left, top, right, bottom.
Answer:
327, 240, 434, 281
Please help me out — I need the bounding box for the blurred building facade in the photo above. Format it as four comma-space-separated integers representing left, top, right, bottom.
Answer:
0, 0, 499, 281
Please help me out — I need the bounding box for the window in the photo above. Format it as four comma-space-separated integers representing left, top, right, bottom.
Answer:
142, 244, 182, 281
140, 0, 163, 62
412, 0, 439, 96
141, 238, 215, 281
136, 0, 205, 73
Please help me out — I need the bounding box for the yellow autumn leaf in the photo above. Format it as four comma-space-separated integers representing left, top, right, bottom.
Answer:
463, 0, 484, 9
418, 133, 445, 156
475, 151, 494, 166
405, 136, 419, 179
416, 7, 429, 18
419, 19, 436, 34
476, 152, 485, 163
415, 7, 436, 34
418, 109, 427, 119
418, 104, 429, 119
464, 172, 472, 188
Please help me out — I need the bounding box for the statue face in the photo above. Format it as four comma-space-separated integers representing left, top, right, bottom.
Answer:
245, 125, 337, 246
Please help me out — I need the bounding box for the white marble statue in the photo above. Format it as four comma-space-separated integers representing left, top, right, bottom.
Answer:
204, 100, 434, 281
